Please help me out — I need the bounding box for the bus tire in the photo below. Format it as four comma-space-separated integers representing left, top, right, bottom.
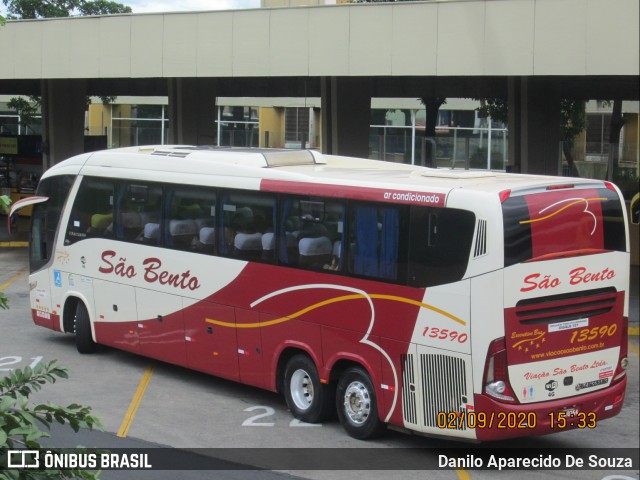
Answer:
75, 302, 96, 354
283, 354, 333, 423
336, 366, 385, 440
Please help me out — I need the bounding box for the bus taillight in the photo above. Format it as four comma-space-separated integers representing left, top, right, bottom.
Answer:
613, 317, 629, 383
483, 337, 517, 403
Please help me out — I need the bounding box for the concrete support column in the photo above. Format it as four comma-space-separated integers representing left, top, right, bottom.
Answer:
41, 79, 87, 169
167, 78, 217, 146
321, 77, 372, 158
507, 76, 522, 172
508, 76, 562, 176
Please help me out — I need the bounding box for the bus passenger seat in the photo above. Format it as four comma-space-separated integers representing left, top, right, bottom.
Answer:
119, 212, 141, 240
199, 227, 216, 251
330, 240, 342, 270
233, 232, 263, 260
169, 219, 197, 249
298, 236, 332, 268
195, 218, 213, 229
143, 223, 160, 243
261, 232, 275, 261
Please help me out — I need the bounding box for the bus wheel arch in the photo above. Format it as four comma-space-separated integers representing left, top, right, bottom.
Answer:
62, 296, 80, 334
64, 295, 96, 354
280, 350, 335, 423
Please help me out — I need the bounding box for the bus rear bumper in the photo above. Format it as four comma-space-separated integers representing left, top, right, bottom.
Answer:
473, 377, 627, 441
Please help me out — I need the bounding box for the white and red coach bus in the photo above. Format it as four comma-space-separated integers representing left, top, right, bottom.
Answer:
10, 146, 630, 441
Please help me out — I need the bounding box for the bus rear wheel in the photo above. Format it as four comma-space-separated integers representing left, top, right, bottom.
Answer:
283, 354, 333, 423
74, 302, 96, 354
336, 366, 385, 440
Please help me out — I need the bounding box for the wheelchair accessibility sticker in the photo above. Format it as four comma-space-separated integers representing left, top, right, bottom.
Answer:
53, 270, 62, 287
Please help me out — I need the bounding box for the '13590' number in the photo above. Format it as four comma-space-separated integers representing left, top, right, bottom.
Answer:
569, 324, 616, 344
422, 327, 468, 343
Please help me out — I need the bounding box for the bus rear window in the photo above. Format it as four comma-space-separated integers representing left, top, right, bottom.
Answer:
503, 187, 626, 266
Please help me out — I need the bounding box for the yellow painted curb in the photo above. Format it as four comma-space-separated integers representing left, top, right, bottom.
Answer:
629, 326, 639, 336
0, 241, 29, 247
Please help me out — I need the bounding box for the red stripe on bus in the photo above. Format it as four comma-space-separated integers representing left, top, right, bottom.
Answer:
261, 179, 446, 207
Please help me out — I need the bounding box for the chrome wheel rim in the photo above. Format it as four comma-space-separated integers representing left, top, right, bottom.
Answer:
290, 369, 314, 411
343, 381, 371, 425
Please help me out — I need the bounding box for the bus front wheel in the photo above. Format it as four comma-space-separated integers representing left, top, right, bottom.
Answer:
336, 367, 385, 440
283, 354, 333, 423
74, 302, 96, 354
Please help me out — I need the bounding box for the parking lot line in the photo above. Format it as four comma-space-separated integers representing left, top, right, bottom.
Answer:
117, 363, 155, 438
0, 270, 26, 292
456, 468, 471, 480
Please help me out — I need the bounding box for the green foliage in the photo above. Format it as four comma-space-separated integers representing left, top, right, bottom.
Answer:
476, 98, 508, 124
559, 99, 586, 145
475, 97, 586, 143
0, 195, 11, 215
1, 0, 130, 19
78, 0, 130, 15
0, 361, 103, 479
0, 293, 8, 310
6, 97, 41, 129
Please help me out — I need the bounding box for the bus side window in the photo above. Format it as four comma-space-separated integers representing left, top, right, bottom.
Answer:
348, 203, 403, 281
221, 191, 275, 262
65, 177, 115, 245
279, 196, 345, 272
165, 186, 216, 253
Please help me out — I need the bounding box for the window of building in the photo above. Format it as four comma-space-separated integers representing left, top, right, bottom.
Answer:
284, 107, 310, 148
217, 106, 259, 147
111, 104, 169, 148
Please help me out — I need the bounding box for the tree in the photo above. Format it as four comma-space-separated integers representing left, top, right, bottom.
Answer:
6, 96, 41, 132
476, 97, 586, 176
0, 361, 103, 479
77, 0, 130, 15
418, 96, 446, 167
559, 99, 586, 176
1, 0, 130, 19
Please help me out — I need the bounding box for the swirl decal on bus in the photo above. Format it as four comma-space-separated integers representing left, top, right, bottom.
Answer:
520, 197, 607, 235
204, 284, 466, 422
